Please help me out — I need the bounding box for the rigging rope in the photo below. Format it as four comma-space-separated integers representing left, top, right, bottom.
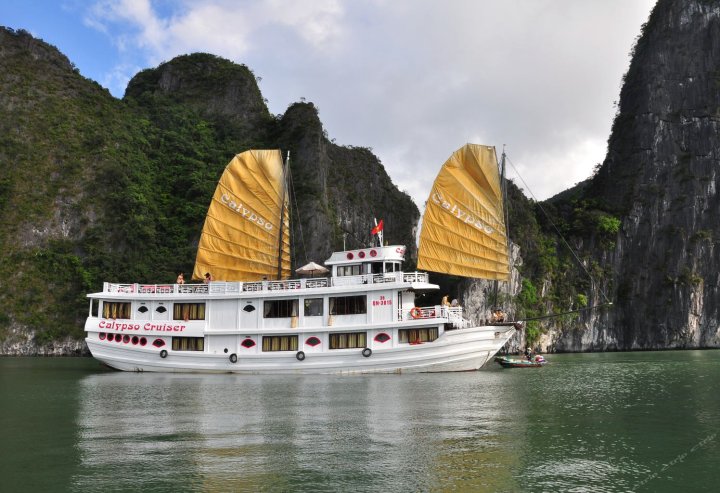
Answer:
505, 155, 612, 305
286, 156, 308, 264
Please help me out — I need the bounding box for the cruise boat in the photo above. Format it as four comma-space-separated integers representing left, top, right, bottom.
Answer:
84, 145, 519, 373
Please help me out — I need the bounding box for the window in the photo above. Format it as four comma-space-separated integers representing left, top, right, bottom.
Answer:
399, 328, 439, 343
374, 333, 391, 343
304, 298, 323, 316
262, 335, 298, 352
371, 262, 383, 274
103, 302, 131, 319
243, 304, 256, 312
305, 336, 321, 347
172, 337, 205, 351
329, 332, 367, 349
337, 264, 362, 277
241, 339, 256, 349
173, 303, 205, 320
138, 306, 149, 313
330, 296, 366, 315
264, 299, 298, 318
156, 305, 167, 313
91, 299, 99, 317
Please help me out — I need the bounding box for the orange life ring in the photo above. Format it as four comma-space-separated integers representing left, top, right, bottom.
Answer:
410, 307, 422, 319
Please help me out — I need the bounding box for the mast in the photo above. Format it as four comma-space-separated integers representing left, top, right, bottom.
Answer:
493, 147, 510, 308
276, 151, 290, 280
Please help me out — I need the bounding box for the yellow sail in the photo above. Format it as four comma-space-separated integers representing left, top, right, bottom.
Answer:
192, 150, 291, 281
417, 144, 510, 280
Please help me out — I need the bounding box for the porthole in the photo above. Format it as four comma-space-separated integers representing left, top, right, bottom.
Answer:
241, 339, 256, 349
242, 305, 256, 313
374, 333, 391, 343
306, 336, 321, 347
123, 335, 130, 343
99, 332, 106, 340
139, 337, 147, 346
106, 333, 114, 342
131, 336, 139, 345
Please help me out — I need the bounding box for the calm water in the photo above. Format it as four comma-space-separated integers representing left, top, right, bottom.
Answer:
1, 351, 718, 492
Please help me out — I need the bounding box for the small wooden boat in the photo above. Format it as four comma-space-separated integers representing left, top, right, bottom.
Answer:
495, 355, 547, 368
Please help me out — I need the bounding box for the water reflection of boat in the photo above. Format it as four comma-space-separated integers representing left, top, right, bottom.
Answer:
495, 355, 547, 368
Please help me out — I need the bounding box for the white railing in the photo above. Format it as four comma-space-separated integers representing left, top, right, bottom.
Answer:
397, 305, 468, 328
103, 271, 429, 295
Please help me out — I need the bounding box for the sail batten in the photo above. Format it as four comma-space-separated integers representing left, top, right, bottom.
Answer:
417, 144, 510, 280
192, 150, 291, 281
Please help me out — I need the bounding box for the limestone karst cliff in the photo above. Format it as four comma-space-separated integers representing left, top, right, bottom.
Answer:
537, 0, 720, 350
0, 28, 417, 354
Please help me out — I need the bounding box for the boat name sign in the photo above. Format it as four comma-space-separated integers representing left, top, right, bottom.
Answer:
98, 319, 188, 333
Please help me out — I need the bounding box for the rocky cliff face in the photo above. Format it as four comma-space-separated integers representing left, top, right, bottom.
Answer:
546, 0, 720, 350
0, 30, 417, 355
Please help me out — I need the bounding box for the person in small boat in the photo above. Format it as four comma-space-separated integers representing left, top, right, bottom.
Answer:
524, 347, 533, 361
176, 273, 185, 285
204, 272, 213, 284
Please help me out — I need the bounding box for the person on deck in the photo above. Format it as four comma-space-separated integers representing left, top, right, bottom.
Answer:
441, 295, 450, 307
176, 273, 185, 285
204, 272, 213, 284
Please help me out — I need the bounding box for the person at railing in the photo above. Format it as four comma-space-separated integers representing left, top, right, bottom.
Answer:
176, 273, 185, 285
451, 298, 459, 307
441, 295, 450, 307
204, 272, 213, 284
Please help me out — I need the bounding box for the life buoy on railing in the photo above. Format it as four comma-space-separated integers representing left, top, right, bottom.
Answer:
410, 307, 422, 319
229, 353, 238, 363
362, 347, 372, 358
296, 351, 306, 361
160, 349, 168, 359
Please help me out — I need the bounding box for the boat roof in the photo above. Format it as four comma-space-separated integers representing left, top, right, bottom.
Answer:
324, 245, 406, 266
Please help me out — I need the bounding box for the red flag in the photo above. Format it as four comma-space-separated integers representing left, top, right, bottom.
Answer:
371, 219, 384, 235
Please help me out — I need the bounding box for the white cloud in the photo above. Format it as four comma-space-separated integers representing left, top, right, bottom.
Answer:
84, 0, 656, 205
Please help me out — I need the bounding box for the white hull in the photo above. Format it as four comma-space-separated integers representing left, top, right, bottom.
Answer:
86, 326, 515, 375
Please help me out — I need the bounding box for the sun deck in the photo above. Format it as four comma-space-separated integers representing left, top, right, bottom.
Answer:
99, 271, 431, 295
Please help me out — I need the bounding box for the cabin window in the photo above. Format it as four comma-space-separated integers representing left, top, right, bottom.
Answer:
337, 264, 362, 277
172, 337, 205, 351
103, 302, 131, 319
91, 299, 99, 317
173, 303, 206, 321
371, 262, 384, 274
399, 328, 439, 343
262, 335, 298, 352
329, 332, 367, 349
264, 299, 298, 318
304, 298, 323, 316
329, 296, 367, 315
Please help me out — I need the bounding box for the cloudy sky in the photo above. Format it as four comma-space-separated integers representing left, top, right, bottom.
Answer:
3, 0, 655, 206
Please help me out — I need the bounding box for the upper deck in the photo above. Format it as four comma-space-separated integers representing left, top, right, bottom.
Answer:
94, 271, 432, 298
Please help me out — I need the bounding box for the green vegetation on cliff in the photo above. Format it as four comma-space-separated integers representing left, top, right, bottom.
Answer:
0, 28, 418, 348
